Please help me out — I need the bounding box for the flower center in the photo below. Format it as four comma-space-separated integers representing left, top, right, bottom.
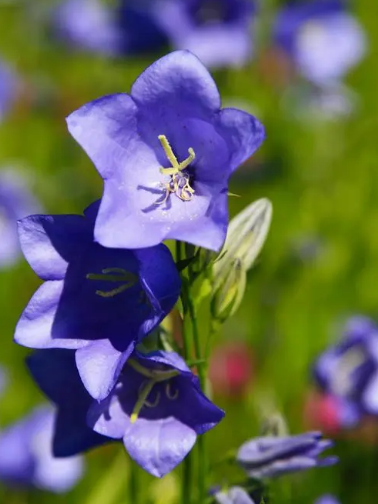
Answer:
127, 359, 180, 424
156, 134, 196, 205
86, 267, 138, 298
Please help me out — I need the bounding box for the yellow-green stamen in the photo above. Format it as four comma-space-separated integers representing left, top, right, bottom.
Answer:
130, 380, 157, 424
86, 268, 138, 298
156, 135, 196, 204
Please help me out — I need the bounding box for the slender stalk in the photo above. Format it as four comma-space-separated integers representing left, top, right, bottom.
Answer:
130, 461, 139, 504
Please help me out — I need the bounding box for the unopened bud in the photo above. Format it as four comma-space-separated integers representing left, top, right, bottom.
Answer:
215, 198, 272, 277
211, 199, 272, 322
211, 258, 246, 322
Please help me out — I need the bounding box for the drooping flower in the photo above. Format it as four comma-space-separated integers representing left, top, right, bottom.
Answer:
214, 486, 255, 504
152, 0, 255, 68
313, 316, 378, 428
273, 0, 366, 86
236, 431, 338, 479
0, 60, 17, 122
15, 204, 181, 400
314, 496, 341, 504
67, 50, 265, 252
0, 169, 42, 268
0, 406, 84, 492
28, 348, 224, 478
52, 0, 123, 56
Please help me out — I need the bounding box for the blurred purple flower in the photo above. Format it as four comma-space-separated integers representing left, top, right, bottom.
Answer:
215, 487, 255, 504
67, 51, 264, 251
273, 0, 366, 86
0, 406, 83, 492
53, 0, 122, 56
0, 169, 41, 268
236, 431, 338, 479
28, 349, 224, 478
153, 0, 255, 68
15, 205, 181, 401
0, 61, 17, 121
314, 316, 378, 427
314, 496, 341, 504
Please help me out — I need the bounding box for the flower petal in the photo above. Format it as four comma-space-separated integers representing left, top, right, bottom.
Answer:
123, 417, 196, 477
131, 50, 221, 117
15, 281, 88, 350
18, 214, 90, 281
76, 340, 134, 400
217, 108, 265, 173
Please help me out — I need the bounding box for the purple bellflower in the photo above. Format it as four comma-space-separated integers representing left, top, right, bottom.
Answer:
214, 487, 255, 504
273, 0, 366, 86
314, 496, 341, 504
0, 169, 41, 268
314, 316, 378, 428
0, 406, 84, 492
0, 61, 17, 122
53, 0, 123, 56
67, 51, 265, 252
15, 204, 181, 401
153, 0, 255, 68
28, 348, 224, 478
236, 431, 338, 479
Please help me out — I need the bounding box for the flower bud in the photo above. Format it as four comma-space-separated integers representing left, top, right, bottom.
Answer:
211, 258, 246, 322
211, 199, 272, 322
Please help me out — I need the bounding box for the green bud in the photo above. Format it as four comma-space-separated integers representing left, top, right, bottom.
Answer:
211, 199, 272, 322
211, 258, 246, 322
215, 198, 273, 277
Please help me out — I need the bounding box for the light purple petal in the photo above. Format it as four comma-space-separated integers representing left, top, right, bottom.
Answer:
15, 281, 88, 350
123, 417, 196, 478
18, 214, 89, 281
76, 340, 133, 400
131, 50, 221, 115
217, 108, 265, 173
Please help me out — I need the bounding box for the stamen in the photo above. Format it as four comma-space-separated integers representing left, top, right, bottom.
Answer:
165, 382, 179, 400
158, 135, 195, 176
86, 268, 138, 298
130, 380, 157, 424
128, 359, 180, 382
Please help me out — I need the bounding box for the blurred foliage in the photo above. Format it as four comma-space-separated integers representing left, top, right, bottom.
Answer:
1, 1, 378, 503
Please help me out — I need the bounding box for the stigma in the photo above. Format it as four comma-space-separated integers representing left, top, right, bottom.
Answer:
156, 135, 196, 204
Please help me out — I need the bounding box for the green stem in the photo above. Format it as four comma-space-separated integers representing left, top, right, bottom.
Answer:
130, 460, 139, 504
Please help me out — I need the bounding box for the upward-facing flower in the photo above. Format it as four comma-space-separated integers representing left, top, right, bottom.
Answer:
67, 51, 265, 252
15, 204, 181, 400
0, 169, 41, 268
153, 0, 255, 68
0, 406, 84, 492
273, 0, 366, 86
236, 431, 338, 479
28, 349, 224, 478
313, 316, 378, 427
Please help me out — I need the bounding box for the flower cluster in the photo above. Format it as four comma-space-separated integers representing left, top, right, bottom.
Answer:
52, 0, 255, 68
313, 316, 378, 428
16, 50, 265, 478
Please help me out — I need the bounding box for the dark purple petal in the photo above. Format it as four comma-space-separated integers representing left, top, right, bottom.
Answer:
123, 417, 197, 478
